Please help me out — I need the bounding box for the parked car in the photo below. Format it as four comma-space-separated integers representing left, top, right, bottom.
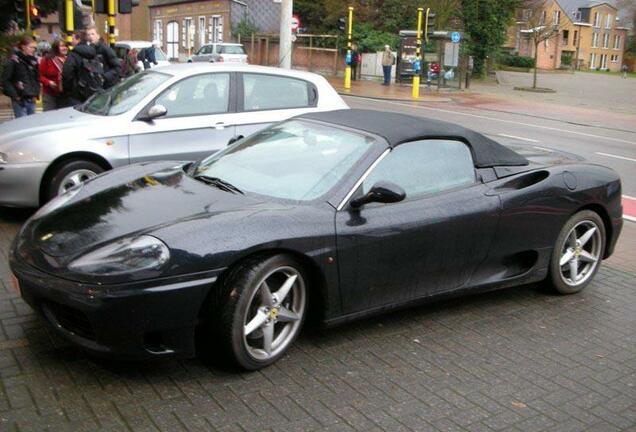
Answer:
0, 64, 347, 207
10, 109, 622, 370
188, 43, 248, 63
113, 41, 170, 71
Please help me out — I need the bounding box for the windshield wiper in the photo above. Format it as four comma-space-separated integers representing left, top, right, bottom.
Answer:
194, 175, 244, 195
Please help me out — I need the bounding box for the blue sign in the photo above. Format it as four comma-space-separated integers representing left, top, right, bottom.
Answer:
345, 51, 352, 65
451, 31, 461, 43
413, 59, 421, 73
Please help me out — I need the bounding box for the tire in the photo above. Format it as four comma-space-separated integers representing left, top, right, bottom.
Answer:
45, 160, 104, 202
214, 255, 308, 370
548, 210, 606, 294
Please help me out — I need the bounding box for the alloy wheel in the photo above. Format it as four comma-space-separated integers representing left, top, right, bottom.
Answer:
58, 169, 97, 195
558, 220, 602, 287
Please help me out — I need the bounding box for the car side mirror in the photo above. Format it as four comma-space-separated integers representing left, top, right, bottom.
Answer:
350, 181, 406, 209
140, 104, 167, 122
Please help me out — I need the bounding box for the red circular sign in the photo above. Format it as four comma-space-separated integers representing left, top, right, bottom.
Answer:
291, 15, 301, 31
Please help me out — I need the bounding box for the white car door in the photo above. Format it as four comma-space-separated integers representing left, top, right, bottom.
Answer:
128, 72, 241, 163
234, 72, 320, 140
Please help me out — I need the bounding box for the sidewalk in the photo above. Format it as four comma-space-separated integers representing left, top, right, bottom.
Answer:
326, 76, 454, 103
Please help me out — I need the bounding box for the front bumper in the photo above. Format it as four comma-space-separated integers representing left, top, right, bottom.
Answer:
10, 256, 222, 360
0, 162, 48, 208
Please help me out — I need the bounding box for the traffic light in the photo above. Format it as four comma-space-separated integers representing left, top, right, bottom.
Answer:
118, 0, 132, 14
14, 0, 26, 29
30, 4, 42, 29
57, 0, 85, 32
81, 0, 107, 14
338, 17, 346, 31
426, 11, 436, 35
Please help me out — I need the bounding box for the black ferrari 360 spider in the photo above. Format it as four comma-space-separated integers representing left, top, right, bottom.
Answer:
10, 109, 622, 370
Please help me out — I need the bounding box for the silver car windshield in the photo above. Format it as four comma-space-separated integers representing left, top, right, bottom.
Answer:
194, 120, 376, 201
78, 71, 171, 116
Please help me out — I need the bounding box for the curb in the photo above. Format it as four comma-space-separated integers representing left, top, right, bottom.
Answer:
335, 91, 453, 103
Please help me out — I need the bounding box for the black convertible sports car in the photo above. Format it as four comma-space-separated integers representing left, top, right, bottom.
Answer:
10, 109, 622, 370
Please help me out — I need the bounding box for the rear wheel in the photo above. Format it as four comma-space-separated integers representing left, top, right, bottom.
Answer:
45, 160, 104, 202
215, 255, 307, 370
548, 210, 605, 294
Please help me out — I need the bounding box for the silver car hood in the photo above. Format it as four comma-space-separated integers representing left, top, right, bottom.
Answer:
0, 108, 99, 143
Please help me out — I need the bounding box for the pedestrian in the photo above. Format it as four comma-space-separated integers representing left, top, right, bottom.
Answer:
427, 62, 441, 87
351, 43, 360, 81
39, 39, 68, 111
139, 42, 159, 70
1, 36, 40, 118
381, 44, 395, 85
622, 64, 629, 79
121, 47, 140, 78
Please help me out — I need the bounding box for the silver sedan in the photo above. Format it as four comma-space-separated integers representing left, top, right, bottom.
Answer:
0, 63, 348, 207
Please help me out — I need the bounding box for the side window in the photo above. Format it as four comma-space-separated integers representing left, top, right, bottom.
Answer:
155, 73, 230, 117
242, 73, 310, 111
362, 139, 475, 200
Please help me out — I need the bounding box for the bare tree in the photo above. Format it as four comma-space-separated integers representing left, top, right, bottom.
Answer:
520, 0, 568, 88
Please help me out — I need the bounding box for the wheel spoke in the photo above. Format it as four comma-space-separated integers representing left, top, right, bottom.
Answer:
569, 259, 579, 282
568, 231, 577, 248
262, 322, 274, 354
578, 226, 597, 248
244, 310, 268, 336
579, 250, 598, 263
560, 249, 575, 267
260, 281, 274, 307
274, 274, 298, 305
277, 306, 300, 323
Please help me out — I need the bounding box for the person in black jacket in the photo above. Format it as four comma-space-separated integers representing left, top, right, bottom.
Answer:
1, 36, 40, 118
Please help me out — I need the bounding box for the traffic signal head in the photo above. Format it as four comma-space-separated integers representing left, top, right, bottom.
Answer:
338, 17, 346, 32
30, 5, 42, 29
426, 12, 436, 33
118, 0, 132, 14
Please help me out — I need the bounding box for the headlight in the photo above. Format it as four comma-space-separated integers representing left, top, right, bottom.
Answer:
0, 152, 7, 164
68, 235, 170, 276
32, 184, 83, 219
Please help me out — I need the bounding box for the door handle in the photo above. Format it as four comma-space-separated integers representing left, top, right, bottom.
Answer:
214, 122, 229, 130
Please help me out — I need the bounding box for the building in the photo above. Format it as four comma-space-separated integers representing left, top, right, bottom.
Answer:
148, 0, 281, 61
505, 0, 631, 71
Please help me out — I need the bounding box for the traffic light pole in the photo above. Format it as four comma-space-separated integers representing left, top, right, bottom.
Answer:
25, 0, 31, 34
344, 6, 353, 90
65, 0, 74, 45
412, 7, 423, 99
108, 0, 116, 45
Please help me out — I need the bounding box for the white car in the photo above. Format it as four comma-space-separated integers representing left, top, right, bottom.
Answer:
0, 64, 348, 207
188, 43, 248, 64
113, 41, 170, 71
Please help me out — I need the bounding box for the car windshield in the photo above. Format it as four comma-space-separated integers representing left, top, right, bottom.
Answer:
218, 45, 245, 54
77, 71, 171, 116
194, 120, 376, 201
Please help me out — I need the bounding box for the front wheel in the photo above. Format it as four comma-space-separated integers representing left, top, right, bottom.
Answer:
45, 160, 104, 202
548, 210, 606, 294
217, 255, 307, 370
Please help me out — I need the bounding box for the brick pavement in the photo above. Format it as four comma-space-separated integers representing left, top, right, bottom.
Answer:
0, 208, 635, 431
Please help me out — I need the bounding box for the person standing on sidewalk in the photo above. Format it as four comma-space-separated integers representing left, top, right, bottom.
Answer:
39, 39, 68, 111
381, 45, 395, 85
351, 43, 360, 81
621, 64, 629, 79
1, 36, 40, 118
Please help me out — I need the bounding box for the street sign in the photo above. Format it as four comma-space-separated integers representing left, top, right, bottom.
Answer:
451, 31, 461, 43
291, 14, 300, 32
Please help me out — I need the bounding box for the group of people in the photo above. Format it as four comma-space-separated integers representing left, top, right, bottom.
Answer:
1, 25, 121, 118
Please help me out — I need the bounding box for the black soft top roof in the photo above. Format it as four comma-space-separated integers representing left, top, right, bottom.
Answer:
298, 109, 528, 168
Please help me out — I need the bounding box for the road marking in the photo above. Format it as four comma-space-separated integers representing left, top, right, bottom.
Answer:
346, 97, 636, 146
595, 152, 636, 163
533, 146, 553, 152
497, 133, 539, 143
623, 196, 636, 222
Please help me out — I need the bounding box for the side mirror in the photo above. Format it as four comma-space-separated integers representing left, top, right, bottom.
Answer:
140, 104, 167, 122
350, 181, 406, 209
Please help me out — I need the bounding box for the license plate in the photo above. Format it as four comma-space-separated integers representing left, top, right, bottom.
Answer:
10, 273, 20, 295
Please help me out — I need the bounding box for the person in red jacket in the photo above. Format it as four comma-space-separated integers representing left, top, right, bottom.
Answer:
39, 39, 68, 111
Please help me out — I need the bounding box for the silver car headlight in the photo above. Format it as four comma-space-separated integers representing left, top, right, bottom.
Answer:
0, 152, 7, 164
32, 184, 83, 219
68, 235, 170, 276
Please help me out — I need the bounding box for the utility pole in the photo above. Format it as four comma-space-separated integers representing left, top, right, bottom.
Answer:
412, 7, 423, 99
344, 6, 353, 89
279, 0, 293, 69
65, 0, 74, 45
25, 0, 31, 33
108, 0, 116, 45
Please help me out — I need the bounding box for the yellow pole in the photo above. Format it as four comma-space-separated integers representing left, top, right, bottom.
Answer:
344, 6, 353, 90
108, 0, 116, 45
425, 8, 430, 43
412, 7, 423, 99
25, 0, 31, 33
65, 0, 74, 45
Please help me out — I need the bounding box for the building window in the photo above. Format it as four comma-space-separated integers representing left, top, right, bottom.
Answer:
600, 54, 608, 69
166, 21, 180, 60
553, 10, 561, 25
153, 19, 163, 46
540, 10, 546, 25
573, 11, 581, 22
605, 14, 612, 29
591, 32, 599, 47
589, 53, 597, 69
574, 30, 578, 45
603, 33, 609, 48
562, 30, 569, 45
613, 35, 621, 50
610, 54, 618, 63
198, 16, 206, 48
182, 17, 193, 52
209, 15, 223, 43
593, 12, 600, 28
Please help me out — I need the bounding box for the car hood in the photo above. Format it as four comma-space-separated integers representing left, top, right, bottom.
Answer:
0, 108, 99, 144
17, 162, 270, 268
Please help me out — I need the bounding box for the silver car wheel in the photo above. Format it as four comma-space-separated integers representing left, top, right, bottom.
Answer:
559, 220, 602, 287
58, 169, 97, 195
242, 266, 306, 361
